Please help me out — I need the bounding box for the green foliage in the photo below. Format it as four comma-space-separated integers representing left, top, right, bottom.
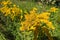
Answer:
0, 32, 6, 40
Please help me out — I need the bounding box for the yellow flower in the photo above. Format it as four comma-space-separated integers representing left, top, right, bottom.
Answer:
2, 1, 8, 5
20, 9, 22, 13
30, 10, 35, 14
47, 22, 55, 30
21, 16, 23, 20
41, 12, 50, 16
25, 14, 30, 20
20, 27, 25, 31
40, 19, 49, 23
37, 12, 50, 20
0, 6, 11, 16
33, 7, 37, 11
6, 9, 11, 15
10, 15, 15, 20
1, 0, 11, 5
50, 7, 58, 12
30, 26, 36, 30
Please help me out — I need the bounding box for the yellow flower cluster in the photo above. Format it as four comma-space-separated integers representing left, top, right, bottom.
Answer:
20, 7, 55, 31
1, 0, 12, 6
0, 0, 22, 20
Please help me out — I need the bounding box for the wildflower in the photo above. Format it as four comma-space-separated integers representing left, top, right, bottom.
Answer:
37, 12, 50, 20
21, 16, 23, 20
0, 0, 22, 21
50, 7, 58, 12
20, 27, 25, 31
1, 0, 11, 5
20, 9, 22, 13
2, 1, 8, 5
25, 14, 30, 20
30, 26, 36, 30
33, 7, 37, 11
46, 22, 55, 30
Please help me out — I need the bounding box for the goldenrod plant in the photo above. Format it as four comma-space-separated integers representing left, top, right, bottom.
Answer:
0, 0, 60, 40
